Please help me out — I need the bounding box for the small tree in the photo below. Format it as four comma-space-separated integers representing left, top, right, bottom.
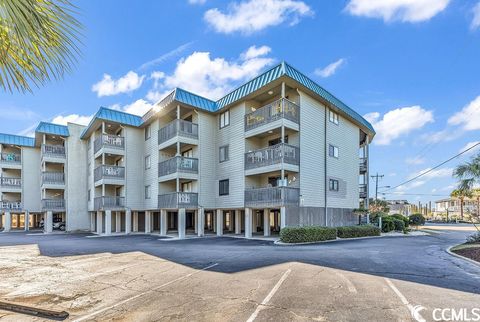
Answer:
409, 213, 425, 229
450, 189, 472, 221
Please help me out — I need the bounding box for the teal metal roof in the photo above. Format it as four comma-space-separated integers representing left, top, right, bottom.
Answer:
80, 107, 143, 138
0, 133, 35, 147
175, 88, 216, 112
35, 122, 70, 137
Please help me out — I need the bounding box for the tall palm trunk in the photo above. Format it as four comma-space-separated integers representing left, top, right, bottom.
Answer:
460, 197, 464, 221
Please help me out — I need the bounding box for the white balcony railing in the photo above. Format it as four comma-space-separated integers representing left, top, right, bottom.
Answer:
94, 196, 125, 210
158, 119, 198, 145
94, 165, 125, 182
41, 172, 65, 185
0, 201, 22, 210
245, 98, 300, 132
0, 152, 21, 164
245, 143, 299, 170
41, 144, 66, 158
245, 186, 300, 208
359, 158, 367, 173
0, 177, 21, 188
359, 184, 367, 198
158, 192, 198, 209
42, 199, 65, 211
94, 134, 125, 154
158, 156, 199, 177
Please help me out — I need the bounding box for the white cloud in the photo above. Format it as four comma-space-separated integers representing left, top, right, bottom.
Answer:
345, 0, 450, 23
51, 114, 92, 126
366, 106, 434, 145
459, 141, 480, 155
405, 156, 426, 165
314, 58, 345, 78
189, 0, 207, 4
111, 99, 154, 117
396, 167, 453, 192
147, 45, 275, 101
448, 95, 480, 131
472, 2, 480, 30
92, 71, 145, 97
204, 0, 313, 34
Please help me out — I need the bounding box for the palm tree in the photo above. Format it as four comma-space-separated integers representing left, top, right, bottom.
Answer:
0, 0, 82, 93
450, 189, 472, 221
453, 154, 480, 191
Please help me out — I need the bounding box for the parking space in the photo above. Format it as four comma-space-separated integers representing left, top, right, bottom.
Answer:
0, 228, 479, 321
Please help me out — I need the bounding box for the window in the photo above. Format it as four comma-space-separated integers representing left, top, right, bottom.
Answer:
328, 144, 339, 158
329, 110, 339, 125
145, 124, 151, 140
145, 155, 151, 170
329, 179, 339, 191
219, 145, 229, 162
182, 181, 192, 192
219, 179, 229, 196
145, 185, 151, 199
219, 110, 230, 128
88, 189, 91, 201
182, 149, 193, 158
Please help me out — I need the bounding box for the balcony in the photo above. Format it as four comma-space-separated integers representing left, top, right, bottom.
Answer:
245, 186, 300, 208
94, 165, 125, 183
245, 143, 299, 175
244, 98, 299, 134
0, 152, 21, 167
158, 119, 198, 148
94, 196, 125, 210
41, 144, 66, 160
0, 201, 22, 211
359, 184, 367, 199
41, 172, 65, 186
158, 156, 198, 180
0, 177, 21, 191
359, 158, 367, 173
42, 199, 65, 211
94, 134, 125, 154
158, 192, 198, 209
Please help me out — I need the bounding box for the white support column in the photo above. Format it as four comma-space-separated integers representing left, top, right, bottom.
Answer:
263, 209, 270, 237
115, 212, 121, 233
105, 210, 112, 236
178, 208, 186, 239
45, 211, 53, 234
90, 212, 95, 232
125, 209, 132, 234
197, 208, 205, 237
213, 212, 216, 233
4, 212, 11, 232
235, 210, 241, 234
244, 208, 252, 238
280, 207, 286, 229
216, 209, 223, 236
96, 211, 102, 234
133, 212, 138, 232
160, 209, 167, 235
228, 212, 234, 232
145, 211, 151, 234
24, 211, 30, 231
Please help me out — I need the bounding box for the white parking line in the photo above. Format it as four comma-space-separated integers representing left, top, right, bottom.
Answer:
334, 271, 357, 293
246, 268, 291, 322
71, 262, 219, 322
385, 278, 426, 322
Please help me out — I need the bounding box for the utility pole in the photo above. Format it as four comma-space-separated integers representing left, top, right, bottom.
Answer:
371, 173, 384, 203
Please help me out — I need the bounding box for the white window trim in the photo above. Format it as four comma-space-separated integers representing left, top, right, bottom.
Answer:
145, 155, 151, 170
219, 145, 229, 163
145, 185, 151, 199
329, 179, 339, 191
328, 144, 339, 158
329, 110, 339, 125
220, 110, 230, 129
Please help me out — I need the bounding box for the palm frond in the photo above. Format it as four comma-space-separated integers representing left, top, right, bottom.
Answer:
0, 0, 83, 93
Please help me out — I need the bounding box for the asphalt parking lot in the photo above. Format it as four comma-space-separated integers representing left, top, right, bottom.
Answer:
0, 225, 479, 321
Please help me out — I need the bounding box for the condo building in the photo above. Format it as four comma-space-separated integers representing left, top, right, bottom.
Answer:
0, 62, 375, 238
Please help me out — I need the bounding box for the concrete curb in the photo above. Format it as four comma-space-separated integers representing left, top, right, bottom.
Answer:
446, 245, 480, 268
274, 231, 430, 246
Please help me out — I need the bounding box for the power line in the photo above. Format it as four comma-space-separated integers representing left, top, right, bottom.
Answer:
382, 141, 480, 192
380, 192, 450, 197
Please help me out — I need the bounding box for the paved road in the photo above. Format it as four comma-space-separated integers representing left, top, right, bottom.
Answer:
0, 225, 479, 321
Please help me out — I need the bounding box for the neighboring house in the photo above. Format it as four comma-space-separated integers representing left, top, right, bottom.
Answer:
434, 198, 478, 217
386, 200, 411, 216
0, 62, 375, 238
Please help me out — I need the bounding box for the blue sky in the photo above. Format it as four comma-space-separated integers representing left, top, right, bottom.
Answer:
1, 0, 480, 204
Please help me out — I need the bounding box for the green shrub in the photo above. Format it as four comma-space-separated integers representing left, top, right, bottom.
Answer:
390, 214, 409, 227
392, 219, 405, 231
409, 213, 425, 226
466, 232, 480, 244
337, 225, 381, 238
280, 226, 337, 243
381, 216, 395, 232
370, 211, 387, 223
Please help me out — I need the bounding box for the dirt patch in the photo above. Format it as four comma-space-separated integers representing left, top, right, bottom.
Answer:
452, 244, 480, 263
